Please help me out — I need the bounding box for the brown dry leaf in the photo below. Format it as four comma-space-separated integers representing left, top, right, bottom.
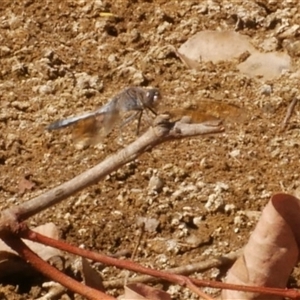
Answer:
24, 223, 62, 261
18, 176, 35, 194
222, 193, 300, 300
177, 31, 256, 65
237, 51, 291, 80
177, 30, 291, 80
119, 283, 171, 300
0, 223, 63, 279
81, 257, 105, 292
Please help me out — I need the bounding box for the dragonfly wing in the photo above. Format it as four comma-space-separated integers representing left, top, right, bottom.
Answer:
161, 101, 248, 124
162, 108, 220, 123
72, 111, 121, 146
195, 100, 249, 124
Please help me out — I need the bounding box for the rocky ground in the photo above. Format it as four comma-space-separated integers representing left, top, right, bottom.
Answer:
1, 0, 300, 299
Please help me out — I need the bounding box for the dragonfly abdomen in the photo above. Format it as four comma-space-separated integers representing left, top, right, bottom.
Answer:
47, 111, 97, 130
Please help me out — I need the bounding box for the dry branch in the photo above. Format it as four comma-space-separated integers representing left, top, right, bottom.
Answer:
0, 116, 223, 298
0, 115, 223, 234
103, 249, 241, 289
280, 97, 298, 131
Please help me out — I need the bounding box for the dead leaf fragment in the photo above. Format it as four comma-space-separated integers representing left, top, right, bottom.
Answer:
177, 30, 292, 80
237, 52, 291, 80
0, 223, 63, 279
222, 193, 300, 300
18, 176, 35, 194
119, 283, 171, 300
177, 31, 256, 65
81, 257, 105, 292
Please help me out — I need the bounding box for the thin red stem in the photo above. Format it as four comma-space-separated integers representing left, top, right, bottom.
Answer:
2, 233, 115, 300
22, 227, 188, 285
21, 227, 300, 299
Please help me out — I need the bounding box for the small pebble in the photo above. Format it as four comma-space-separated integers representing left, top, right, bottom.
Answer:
148, 175, 164, 193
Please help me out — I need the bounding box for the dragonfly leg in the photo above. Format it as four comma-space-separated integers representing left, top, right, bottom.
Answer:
119, 107, 155, 137
145, 105, 157, 116
119, 110, 144, 136
141, 107, 157, 130
116, 111, 141, 142
120, 111, 140, 128
136, 111, 143, 135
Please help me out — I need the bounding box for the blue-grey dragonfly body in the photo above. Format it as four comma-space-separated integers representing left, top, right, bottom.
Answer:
47, 87, 161, 145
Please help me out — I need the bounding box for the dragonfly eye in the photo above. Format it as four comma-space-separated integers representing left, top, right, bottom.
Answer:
153, 92, 160, 102
146, 89, 161, 105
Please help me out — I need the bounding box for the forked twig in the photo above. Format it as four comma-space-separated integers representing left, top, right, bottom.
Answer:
0, 115, 223, 232
0, 116, 223, 299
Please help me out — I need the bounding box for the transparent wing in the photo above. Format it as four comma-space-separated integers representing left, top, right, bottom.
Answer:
71, 111, 121, 147
160, 100, 248, 124
47, 87, 161, 147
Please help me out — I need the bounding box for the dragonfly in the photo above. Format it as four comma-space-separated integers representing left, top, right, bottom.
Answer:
47, 86, 247, 146
47, 87, 161, 146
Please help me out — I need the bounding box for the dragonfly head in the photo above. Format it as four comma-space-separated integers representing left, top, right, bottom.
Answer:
146, 88, 161, 108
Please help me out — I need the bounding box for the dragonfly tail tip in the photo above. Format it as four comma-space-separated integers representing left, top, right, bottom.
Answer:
47, 121, 62, 131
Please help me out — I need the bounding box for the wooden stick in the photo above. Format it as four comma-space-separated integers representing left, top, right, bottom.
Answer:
103, 249, 241, 288
0, 116, 223, 233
